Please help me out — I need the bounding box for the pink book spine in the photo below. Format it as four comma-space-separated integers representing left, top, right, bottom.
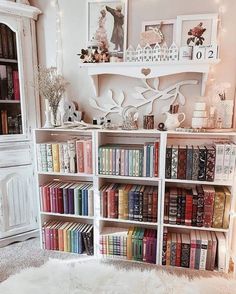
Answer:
88, 140, 93, 174
190, 241, 196, 269
45, 226, 51, 249
84, 140, 92, 174
76, 141, 84, 173
13, 70, 20, 100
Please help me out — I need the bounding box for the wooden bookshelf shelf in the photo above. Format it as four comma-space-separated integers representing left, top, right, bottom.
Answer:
0, 58, 18, 63
164, 223, 229, 233
100, 217, 158, 227
0, 100, 21, 104
165, 179, 233, 186
37, 171, 93, 178
97, 174, 160, 182
40, 211, 94, 220
34, 128, 236, 272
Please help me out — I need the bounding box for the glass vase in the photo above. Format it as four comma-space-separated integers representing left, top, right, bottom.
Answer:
51, 105, 61, 127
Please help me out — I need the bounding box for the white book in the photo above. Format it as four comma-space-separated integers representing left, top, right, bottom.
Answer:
214, 143, 225, 180
88, 187, 94, 217
215, 232, 226, 272
39, 143, 47, 172
36, 144, 43, 172
228, 143, 236, 181
199, 231, 208, 270
63, 143, 70, 173
143, 144, 147, 177
68, 139, 76, 173
223, 143, 231, 180
46, 143, 53, 172
59, 143, 65, 173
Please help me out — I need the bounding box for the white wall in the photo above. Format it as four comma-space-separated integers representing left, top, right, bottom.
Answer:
31, 0, 236, 128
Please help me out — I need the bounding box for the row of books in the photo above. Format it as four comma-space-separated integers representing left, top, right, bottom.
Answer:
162, 229, 226, 271
42, 220, 93, 255
164, 186, 230, 229
165, 143, 236, 181
100, 227, 157, 264
0, 65, 20, 100
100, 183, 158, 222
0, 110, 22, 135
40, 181, 94, 216
0, 23, 17, 60
98, 141, 159, 177
37, 138, 93, 174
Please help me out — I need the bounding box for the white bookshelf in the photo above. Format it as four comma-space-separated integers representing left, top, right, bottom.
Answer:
34, 128, 236, 272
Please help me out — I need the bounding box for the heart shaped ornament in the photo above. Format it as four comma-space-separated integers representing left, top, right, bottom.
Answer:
141, 68, 151, 76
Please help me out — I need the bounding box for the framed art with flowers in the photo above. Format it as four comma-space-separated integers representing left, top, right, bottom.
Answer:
176, 14, 218, 47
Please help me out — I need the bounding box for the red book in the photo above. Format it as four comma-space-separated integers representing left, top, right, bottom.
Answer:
76, 140, 84, 173
57, 186, 64, 214
154, 141, 159, 177
142, 229, 149, 262
190, 230, 197, 269
13, 70, 20, 100
202, 185, 215, 227
175, 233, 182, 267
185, 189, 193, 226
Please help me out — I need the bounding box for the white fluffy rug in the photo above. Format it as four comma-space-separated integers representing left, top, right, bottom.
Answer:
0, 258, 236, 294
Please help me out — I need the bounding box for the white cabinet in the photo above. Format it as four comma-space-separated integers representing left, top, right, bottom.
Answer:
0, 2, 41, 246
0, 165, 37, 239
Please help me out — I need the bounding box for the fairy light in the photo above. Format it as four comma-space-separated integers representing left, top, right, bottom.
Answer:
51, 0, 63, 74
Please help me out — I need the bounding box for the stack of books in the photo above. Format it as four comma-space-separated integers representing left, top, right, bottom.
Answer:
0, 110, 22, 135
100, 227, 157, 264
165, 143, 236, 181
98, 141, 159, 177
42, 220, 93, 255
100, 184, 158, 223
36, 137, 93, 174
162, 229, 226, 271
164, 185, 231, 229
40, 181, 94, 216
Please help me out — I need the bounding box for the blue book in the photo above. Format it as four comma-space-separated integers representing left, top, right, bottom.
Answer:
128, 185, 136, 220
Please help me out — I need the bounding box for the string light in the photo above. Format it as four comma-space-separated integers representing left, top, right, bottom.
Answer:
50, 0, 63, 74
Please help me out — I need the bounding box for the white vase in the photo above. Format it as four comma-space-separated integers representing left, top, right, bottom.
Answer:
43, 109, 53, 128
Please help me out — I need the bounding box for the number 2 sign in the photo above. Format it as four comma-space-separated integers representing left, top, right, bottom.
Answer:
193, 44, 218, 61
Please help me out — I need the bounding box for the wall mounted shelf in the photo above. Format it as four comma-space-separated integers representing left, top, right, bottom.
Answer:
79, 59, 220, 96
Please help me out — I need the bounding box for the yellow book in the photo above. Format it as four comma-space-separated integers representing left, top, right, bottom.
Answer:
118, 184, 126, 219
127, 227, 134, 260
166, 233, 171, 266
223, 187, 231, 229
63, 222, 74, 252
212, 187, 225, 228
52, 143, 60, 172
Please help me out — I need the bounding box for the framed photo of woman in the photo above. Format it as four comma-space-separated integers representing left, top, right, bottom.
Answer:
87, 0, 128, 58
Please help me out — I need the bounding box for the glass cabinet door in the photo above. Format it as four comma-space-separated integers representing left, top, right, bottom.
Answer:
0, 23, 22, 136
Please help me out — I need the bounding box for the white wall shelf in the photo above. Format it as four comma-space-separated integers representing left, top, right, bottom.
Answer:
79, 59, 220, 96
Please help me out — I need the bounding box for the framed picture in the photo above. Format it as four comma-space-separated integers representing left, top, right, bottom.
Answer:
176, 14, 218, 47
141, 19, 176, 47
87, 0, 128, 57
